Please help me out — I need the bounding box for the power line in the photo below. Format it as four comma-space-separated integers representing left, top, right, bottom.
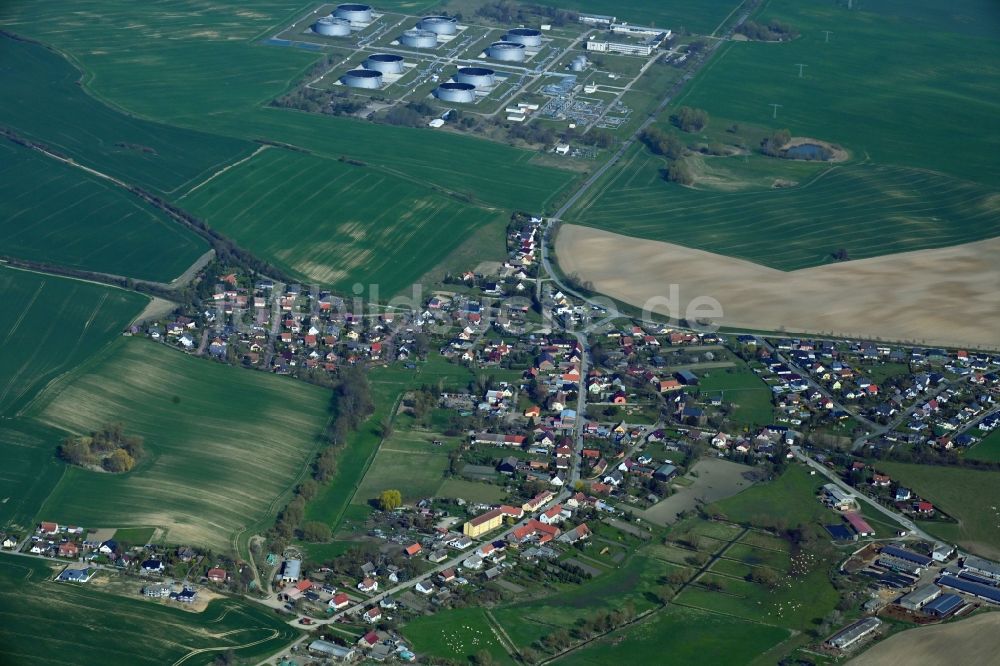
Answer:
769, 103, 782, 119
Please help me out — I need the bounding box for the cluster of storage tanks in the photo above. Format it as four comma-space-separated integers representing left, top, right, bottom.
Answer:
433, 66, 496, 102
340, 53, 406, 89
312, 4, 373, 36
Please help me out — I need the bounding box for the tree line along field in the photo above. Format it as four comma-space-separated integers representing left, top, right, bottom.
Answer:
567, 0, 1000, 268
180, 148, 508, 295
26, 338, 332, 554
0, 141, 208, 281
0, 34, 254, 196
0, 554, 298, 665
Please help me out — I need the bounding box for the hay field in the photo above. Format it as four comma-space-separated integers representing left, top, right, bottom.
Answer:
0, 141, 207, 281
181, 148, 506, 294
851, 611, 1000, 666
31, 338, 331, 552
557, 224, 1000, 350
0, 554, 297, 666
0, 34, 253, 195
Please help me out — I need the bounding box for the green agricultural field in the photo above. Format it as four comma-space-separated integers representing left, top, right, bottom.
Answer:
0, 554, 298, 665
879, 462, 1000, 558
0, 141, 207, 281
567, 0, 1000, 267
571, 148, 1000, 270
967, 429, 1000, 462
711, 464, 830, 528
29, 338, 332, 553
180, 147, 507, 295
0, 267, 147, 419
402, 607, 515, 666
696, 363, 775, 428
0, 33, 253, 195
554, 605, 790, 666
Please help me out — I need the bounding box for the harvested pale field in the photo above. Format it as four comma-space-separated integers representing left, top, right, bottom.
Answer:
850, 611, 1000, 666
557, 225, 1000, 350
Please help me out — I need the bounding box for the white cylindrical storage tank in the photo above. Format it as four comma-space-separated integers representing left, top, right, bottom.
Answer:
570, 56, 587, 71
454, 66, 496, 89
400, 29, 438, 48
505, 28, 542, 47
434, 82, 476, 103
364, 53, 405, 74
333, 3, 372, 23
487, 41, 526, 62
341, 69, 383, 89
418, 16, 458, 35
313, 17, 352, 37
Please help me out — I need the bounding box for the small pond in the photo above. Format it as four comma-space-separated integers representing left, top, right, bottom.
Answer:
783, 143, 830, 161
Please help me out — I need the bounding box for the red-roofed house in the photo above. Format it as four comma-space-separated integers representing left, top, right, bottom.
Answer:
404, 543, 422, 558
206, 567, 227, 583
38, 522, 59, 535
363, 607, 381, 624
58, 542, 79, 558
539, 504, 564, 525
330, 592, 351, 610
914, 501, 934, 515
360, 630, 380, 647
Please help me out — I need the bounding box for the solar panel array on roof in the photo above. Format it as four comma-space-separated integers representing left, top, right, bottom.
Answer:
825, 524, 853, 540
922, 593, 963, 617
881, 545, 933, 567
939, 575, 1000, 604
958, 571, 997, 587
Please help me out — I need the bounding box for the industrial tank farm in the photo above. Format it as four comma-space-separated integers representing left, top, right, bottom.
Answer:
487, 41, 526, 62
333, 3, 372, 23
504, 28, 542, 47
312, 16, 351, 37
434, 82, 476, 103
454, 67, 496, 89
418, 16, 457, 36
400, 29, 438, 48
341, 69, 383, 89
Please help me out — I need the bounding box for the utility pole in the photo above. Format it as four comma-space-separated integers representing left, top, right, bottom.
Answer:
795, 63, 807, 78
769, 103, 782, 119
822, 30, 833, 43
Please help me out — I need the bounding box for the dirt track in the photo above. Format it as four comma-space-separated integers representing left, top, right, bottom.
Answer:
850, 611, 1000, 666
556, 225, 1000, 350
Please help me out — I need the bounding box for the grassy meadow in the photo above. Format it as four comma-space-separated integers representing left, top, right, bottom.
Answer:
967, 429, 1000, 462
710, 464, 828, 527
0, 34, 253, 195
0, 141, 207, 281
696, 363, 775, 429
559, 605, 789, 666
0, 554, 298, 665
568, 0, 1000, 267
180, 148, 506, 294
879, 462, 1000, 558
403, 607, 516, 666
29, 338, 331, 553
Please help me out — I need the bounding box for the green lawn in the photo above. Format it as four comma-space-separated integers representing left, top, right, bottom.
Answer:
180, 147, 507, 295
0, 554, 299, 665
967, 429, 1000, 462
29, 338, 331, 553
555, 605, 790, 666
0, 33, 253, 195
567, 0, 1000, 268
879, 462, 1000, 558
711, 464, 830, 529
436, 478, 507, 504
0, 141, 207, 280
696, 363, 775, 428
402, 607, 515, 666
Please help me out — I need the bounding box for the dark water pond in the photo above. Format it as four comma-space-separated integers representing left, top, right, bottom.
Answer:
784, 143, 830, 160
